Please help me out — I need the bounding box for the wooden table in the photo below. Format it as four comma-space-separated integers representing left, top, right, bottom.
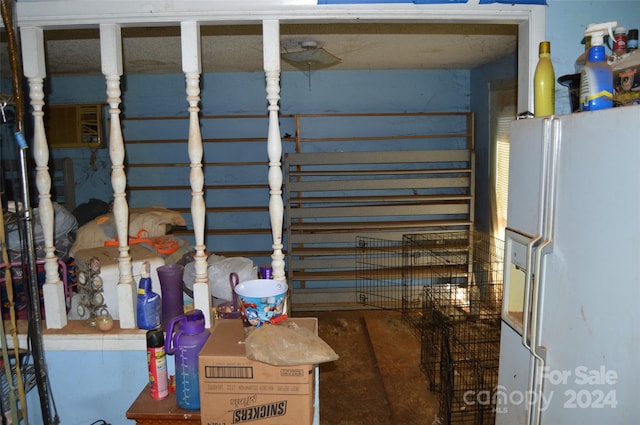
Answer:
126, 385, 200, 425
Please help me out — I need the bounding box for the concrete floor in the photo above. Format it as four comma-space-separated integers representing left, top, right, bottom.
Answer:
301, 310, 440, 425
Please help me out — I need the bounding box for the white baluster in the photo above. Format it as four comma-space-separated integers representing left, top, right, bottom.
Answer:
21, 27, 67, 329
262, 20, 285, 283
182, 21, 212, 327
100, 24, 136, 329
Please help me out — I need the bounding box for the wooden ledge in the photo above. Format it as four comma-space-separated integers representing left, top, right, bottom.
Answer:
5, 319, 147, 351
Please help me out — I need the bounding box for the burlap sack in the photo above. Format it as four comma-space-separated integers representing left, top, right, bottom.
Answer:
245, 320, 339, 366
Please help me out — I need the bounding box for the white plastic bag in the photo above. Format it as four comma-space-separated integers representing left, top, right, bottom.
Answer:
183, 254, 256, 301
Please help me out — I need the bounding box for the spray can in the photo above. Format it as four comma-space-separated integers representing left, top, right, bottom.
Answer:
613, 26, 628, 57
165, 309, 211, 410
580, 21, 617, 111
136, 261, 162, 330
146, 328, 169, 400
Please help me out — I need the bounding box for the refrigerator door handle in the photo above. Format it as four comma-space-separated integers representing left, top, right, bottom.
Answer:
527, 242, 551, 425
522, 117, 553, 353
532, 118, 560, 353
520, 238, 536, 352
525, 116, 555, 353
527, 117, 561, 425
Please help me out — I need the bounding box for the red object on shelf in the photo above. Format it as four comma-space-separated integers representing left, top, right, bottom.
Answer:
0, 259, 72, 319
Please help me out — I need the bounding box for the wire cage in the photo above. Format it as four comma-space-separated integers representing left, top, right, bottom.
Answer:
357, 230, 504, 423
420, 308, 501, 397
357, 231, 504, 328
438, 320, 501, 425
355, 233, 468, 327
403, 231, 503, 328
420, 308, 447, 392
411, 231, 503, 424
355, 237, 406, 310
406, 231, 504, 321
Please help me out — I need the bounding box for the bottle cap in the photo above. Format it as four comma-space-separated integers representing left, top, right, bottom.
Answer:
181, 309, 205, 334
629, 29, 638, 40
539, 41, 551, 55
141, 261, 150, 278
146, 328, 165, 347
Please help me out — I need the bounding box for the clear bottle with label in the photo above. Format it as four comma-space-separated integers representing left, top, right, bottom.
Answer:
575, 36, 592, 73
534, 41, 555, 117
580, 21, 616, 111
581, 45, 614, 111
136, 261, 162, 330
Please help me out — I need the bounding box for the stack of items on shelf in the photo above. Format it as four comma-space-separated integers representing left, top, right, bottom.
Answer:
555, 21, 640, 115
609, 24, 640, 105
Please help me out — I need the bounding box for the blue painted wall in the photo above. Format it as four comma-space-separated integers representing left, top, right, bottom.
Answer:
25, 350, 149, 425
47, 69, 470, 208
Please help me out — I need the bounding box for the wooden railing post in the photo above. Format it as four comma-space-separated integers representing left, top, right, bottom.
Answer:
262, 20, 286, 283
21, 26, 67, 329
181, 21, 212, 327
100, 23, 136, 329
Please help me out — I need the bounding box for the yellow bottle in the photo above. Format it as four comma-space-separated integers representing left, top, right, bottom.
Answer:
534, 41, 555, 117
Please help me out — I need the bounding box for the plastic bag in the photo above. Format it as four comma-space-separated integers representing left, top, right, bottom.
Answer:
245, 320, 339, 366
183, 254, 256, 301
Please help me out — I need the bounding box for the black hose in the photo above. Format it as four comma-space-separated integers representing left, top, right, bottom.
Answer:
17, 171, 59, 425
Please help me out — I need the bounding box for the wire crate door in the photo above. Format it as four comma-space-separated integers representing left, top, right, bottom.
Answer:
355, 237, 414, 310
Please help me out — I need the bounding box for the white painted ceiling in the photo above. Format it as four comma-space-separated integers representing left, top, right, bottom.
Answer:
2, 22, 517, 78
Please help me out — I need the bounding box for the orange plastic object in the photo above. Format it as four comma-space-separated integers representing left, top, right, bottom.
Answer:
104, 229, 179, 255
104, 229, 152, 247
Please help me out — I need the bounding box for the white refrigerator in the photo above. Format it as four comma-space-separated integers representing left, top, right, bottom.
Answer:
496, 105, 640, 425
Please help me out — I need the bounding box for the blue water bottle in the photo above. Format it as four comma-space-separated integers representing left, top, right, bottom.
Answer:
165, 309, 210, 410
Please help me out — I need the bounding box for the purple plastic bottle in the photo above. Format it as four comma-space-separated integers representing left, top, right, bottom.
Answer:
165, 309, 211, 410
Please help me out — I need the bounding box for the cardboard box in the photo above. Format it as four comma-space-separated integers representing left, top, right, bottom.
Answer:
614, 63, 640, 105
199, 318, 317, 425
72, 244, 165, 319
